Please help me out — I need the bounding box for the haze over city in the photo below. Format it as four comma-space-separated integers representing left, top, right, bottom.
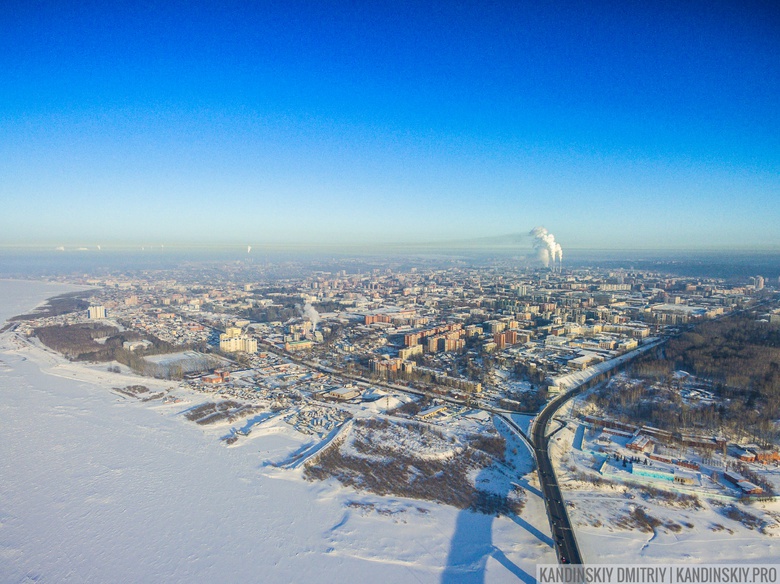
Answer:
1, 2, 778, 249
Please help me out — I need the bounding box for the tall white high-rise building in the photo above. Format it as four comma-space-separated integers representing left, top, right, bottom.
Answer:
219, 327, 257, 354
87, 305, 107, 319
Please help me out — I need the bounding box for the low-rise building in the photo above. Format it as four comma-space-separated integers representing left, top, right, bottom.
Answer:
326, 386, 362, 401
626, 434, 654, 453
632, 466, 674, 482
418, 405, 447, 420
283, 338, 313, 354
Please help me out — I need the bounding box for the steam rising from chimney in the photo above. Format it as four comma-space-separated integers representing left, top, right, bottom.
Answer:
299, 303, 320, 330
530, 226, 563, 270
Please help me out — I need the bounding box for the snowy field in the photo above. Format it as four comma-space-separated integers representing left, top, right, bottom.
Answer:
0, 280, 554, 583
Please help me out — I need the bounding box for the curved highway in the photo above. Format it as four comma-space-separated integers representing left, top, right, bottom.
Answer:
526, 339, 667, 565
530, 389, 586, 565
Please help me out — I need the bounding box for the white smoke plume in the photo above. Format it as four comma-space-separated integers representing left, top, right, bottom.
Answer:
299, 302, 320, 330
247, 245, 252, 254
530, 226, 563, 268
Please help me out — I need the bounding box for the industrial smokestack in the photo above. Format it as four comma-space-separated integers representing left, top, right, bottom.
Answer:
530, 226, 563, 271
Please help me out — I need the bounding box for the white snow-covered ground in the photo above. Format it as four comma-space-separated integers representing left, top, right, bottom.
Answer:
547, 403, 780, 564
0, 280, 554, 583
0, 279, 91, 322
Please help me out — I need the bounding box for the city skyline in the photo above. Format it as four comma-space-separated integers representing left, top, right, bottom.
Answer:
1, 2, 778, 250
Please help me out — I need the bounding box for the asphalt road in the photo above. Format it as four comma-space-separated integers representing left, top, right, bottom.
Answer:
530, 390, 585, 565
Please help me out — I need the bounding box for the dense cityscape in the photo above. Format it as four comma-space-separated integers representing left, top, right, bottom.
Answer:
3, 250, 779, 570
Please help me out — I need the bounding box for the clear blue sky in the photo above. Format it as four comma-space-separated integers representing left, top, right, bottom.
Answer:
1, 1, 778, 250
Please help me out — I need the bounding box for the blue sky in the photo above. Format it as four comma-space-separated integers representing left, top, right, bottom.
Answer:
1, 1, 778, 249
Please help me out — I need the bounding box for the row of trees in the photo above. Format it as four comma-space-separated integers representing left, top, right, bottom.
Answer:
593, 310, 780, 446
664, 316, 780, 409
35, 323, 121, 359
11, 291, 92, 322
240, 305, 298, 323
34, 323, 206, 380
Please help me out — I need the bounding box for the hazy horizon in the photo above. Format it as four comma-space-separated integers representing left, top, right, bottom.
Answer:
0, 232, 780, 256
2, 243, 779, 283
0, 237, 780, 263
